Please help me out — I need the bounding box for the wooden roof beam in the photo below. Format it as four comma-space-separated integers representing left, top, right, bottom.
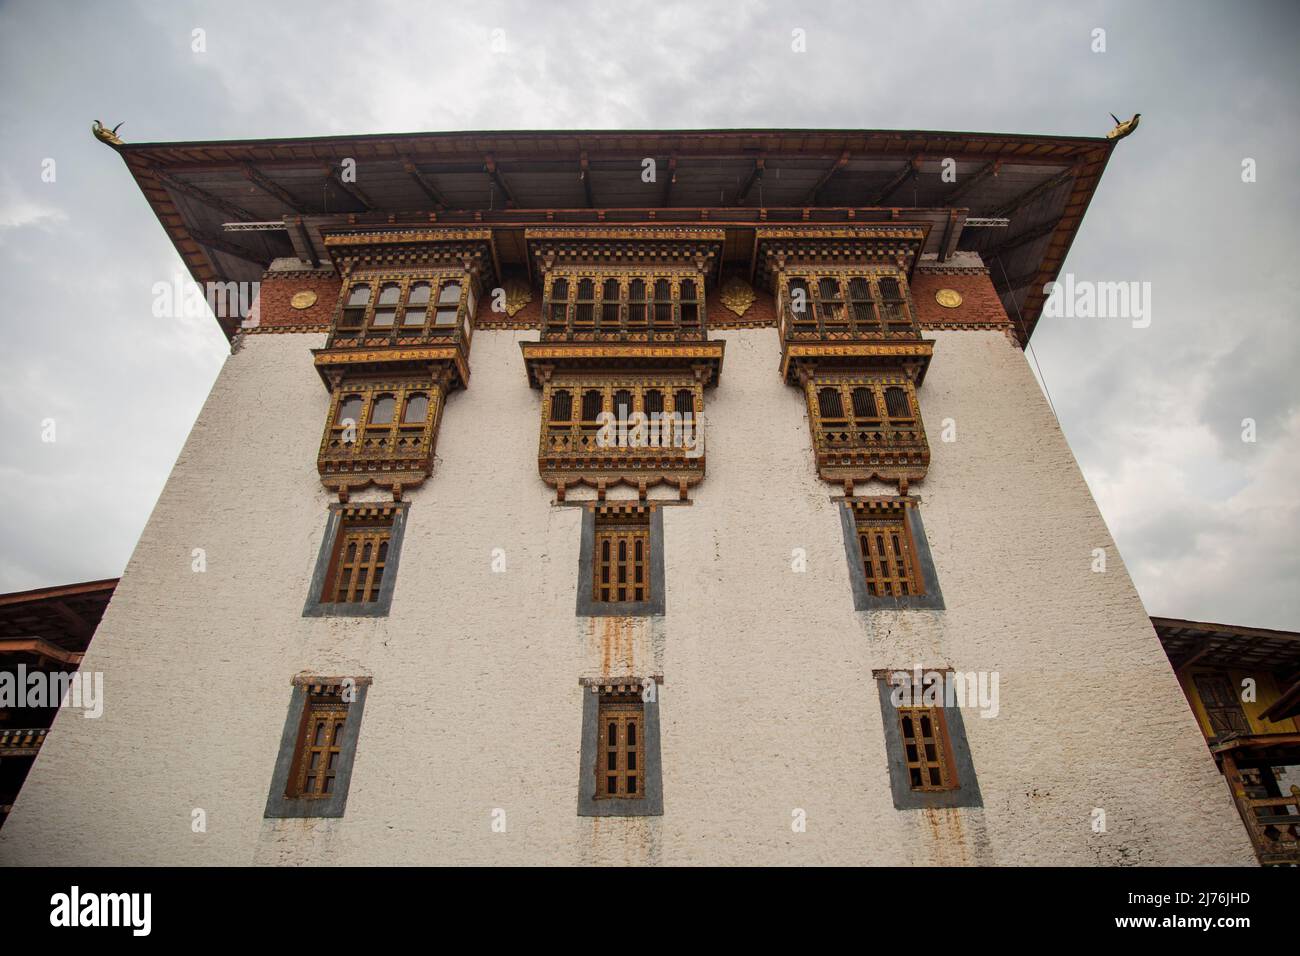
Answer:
983, 216, 1063, 258
869, 156, 921, 206
151, 167, 259, 223
190, 229, 269, 266
290, 217, 320, 267
945, 158, 1001, 204
401, 158, 448, 209
991, 166, 1076, 219
662, 156, 677, 207
241, 163, 309, 213
804, 150, 850, 204
580, 151, 594, 208
737, 156, 765, 205
484, 153, 517, 209
325, 164, 375, 211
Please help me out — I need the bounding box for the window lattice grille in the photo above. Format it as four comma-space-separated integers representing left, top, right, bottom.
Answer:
593, 511, 650, 603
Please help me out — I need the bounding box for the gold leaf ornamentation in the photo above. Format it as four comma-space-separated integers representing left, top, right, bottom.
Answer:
719, 277, 755, 317
504, 278, 533, 317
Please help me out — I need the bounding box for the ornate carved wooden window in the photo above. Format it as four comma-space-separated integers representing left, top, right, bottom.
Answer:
318, 378, 442, 492
266, 676, 371, 818
818, 386, 846, 423
579, 678, 663, 814
896, 704, 957, 792
538, 377, 705, 482
403, 281, 431, 328
328, 272, 473, 345
372, 282, 400, 330
541, 270, 707, 338
628, 279, 647, 329
780, 270, 916, 337
323, 512, 394, 605
804, 375, 928, 487
287, 691, 350, 799
1193, 673, 1251, 738
873, 668, 978, 809
551, 389, 573, 423
596, 693, 645, 799
680, 279, 701, 330
341, 284, 370, 330
877, 276, 912, 332
593, 509, 650, 604
787, 277, 815, 333
854, 501, 924, 598
547, 277, 570, 332
601, 278, 621, 327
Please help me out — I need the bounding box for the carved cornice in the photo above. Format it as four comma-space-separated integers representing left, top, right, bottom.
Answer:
781, 340, 933, 385
313, 344, 469, 391
521, 341, 724, 388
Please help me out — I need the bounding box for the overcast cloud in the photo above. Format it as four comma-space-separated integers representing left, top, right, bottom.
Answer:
1, 0, 1296, 628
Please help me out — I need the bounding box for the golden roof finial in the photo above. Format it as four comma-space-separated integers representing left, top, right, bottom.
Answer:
91, 120, 125, 147
1106, 113, 1140, 141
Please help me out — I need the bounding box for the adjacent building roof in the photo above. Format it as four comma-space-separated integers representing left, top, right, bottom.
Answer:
0, 578, 119, 662
108, 128, 1116, 341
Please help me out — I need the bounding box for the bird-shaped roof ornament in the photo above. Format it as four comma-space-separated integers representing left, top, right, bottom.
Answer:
92, 120, 125, 147
1106, 113, 1140, 141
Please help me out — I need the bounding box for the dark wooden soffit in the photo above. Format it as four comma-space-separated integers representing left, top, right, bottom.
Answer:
1152, 616, 1300, 675
0, 578, 119, 655
108, 128, 1115, 343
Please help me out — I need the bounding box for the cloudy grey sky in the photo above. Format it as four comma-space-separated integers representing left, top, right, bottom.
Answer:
1, 0, 1296, 628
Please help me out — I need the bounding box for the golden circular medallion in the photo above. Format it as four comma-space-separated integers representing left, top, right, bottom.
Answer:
935, 288, 963, 309
290, 290, 318, 310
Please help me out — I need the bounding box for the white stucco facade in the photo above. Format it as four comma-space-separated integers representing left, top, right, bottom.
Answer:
0, 325, 1255, 865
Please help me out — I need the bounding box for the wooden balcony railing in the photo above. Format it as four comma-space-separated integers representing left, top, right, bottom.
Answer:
0, 728, 48, 757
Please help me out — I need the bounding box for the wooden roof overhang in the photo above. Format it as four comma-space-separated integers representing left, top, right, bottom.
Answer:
111, 127, 1115, 342
520, 341, 725, 390
1153, 616, 1300, 725
0, 578, 118, 656
1153, 617, 1300, 674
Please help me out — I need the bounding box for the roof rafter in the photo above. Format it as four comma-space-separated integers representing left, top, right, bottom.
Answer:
483, 153, 517, 209
992, 166, 1076, 219
241, 163, 309, 213
190, 229, 269, 266
324, 163, 375, 210
737, 156, 765, 205
944, 158, 1001, 204
869, 156, 922, 205
804, 149, 849, 204
150, 166, 259, 222
401, 157, 448, 209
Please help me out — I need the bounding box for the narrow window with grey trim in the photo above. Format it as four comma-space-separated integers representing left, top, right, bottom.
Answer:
264, 677, 370, 819
577, 678, 663, 817
576, 505, 665, 617
840, 498, 944, 610
873, 669, 981, 811
303, 501, 409, 617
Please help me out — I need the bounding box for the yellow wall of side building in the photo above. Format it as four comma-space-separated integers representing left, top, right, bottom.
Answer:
1180, 667, 1300, 740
